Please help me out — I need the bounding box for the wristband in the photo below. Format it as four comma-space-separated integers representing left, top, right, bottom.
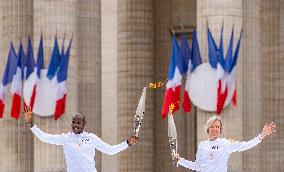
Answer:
258, 134, 263, 140
127, 140, 131, 146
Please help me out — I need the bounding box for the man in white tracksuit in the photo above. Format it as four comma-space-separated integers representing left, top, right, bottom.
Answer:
175, 115, 277, 172
24, 106, 138, 172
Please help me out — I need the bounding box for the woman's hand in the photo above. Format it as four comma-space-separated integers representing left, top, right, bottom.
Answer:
260, 122, 276, 139
127, 135, 138, 146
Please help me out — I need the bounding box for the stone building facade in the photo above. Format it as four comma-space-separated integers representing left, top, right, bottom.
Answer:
0, 0, 282, 171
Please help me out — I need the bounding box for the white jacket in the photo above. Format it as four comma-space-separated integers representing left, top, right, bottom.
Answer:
31, 125, 129, 172
178, 135, 262, 172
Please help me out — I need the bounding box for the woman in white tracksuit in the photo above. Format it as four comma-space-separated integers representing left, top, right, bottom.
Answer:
175, 115, 276, 172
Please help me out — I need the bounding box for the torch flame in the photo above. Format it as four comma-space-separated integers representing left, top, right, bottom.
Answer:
148, 81, 165, 89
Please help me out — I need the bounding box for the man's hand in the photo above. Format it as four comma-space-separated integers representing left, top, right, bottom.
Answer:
23, 105, 34, 128
260, 122, 277, 139
127, 135, 138, 146
174, 154, 181, 161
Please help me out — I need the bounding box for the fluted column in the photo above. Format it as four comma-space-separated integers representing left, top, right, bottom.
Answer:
242, 1, 262, 171
153, 1, 172, 171
197, 0, 244, 171
154, 0, 197, 172
33, 0, 78, 171
117, 0, 154, 171
0, 0, 34, 171
260, 0, 284, 171
75, 0, 102, 170
101, 0, 119, 171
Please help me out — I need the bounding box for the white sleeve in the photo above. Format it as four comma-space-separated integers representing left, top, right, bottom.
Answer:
178, 158, 198, 170
31, 125, 65, 146
178, 145, 202, 171
92, 134, 129, 155
226, 135, 262, 153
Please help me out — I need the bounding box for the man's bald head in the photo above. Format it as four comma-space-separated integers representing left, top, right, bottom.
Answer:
71, 113, 86, 134
72, 112, 85, 122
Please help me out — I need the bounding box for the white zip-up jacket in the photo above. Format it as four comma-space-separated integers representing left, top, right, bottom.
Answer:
31, 125, 129, 172
178, 135, 262, 172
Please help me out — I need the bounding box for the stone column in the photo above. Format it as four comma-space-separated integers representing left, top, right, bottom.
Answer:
154, 0, 197, 172
101, 0, 119, 171
260, 0, 284, 171
197, 0, 244, 171
75, 0, 102, 170
242, 0, 262, 171
153, 1, 172, 171
33, 0, 78, 171
0, 0, 34, 171
117, 0, 154, 171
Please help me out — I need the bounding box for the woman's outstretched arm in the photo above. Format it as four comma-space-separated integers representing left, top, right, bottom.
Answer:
227, 122, 277, 153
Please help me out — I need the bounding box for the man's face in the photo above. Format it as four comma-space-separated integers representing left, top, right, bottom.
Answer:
71, 117, 85, 134
208, 120, 221, 139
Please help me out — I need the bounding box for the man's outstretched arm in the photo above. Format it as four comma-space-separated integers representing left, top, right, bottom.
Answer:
92, 134, 138, 155
24, 105, 65, 145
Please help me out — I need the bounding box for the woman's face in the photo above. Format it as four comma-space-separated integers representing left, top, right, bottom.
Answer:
208, 120, 221, 139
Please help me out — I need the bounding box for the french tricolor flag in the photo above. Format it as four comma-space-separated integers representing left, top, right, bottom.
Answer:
23, 37, 35, 109
207, 26, 226, 77
216, 26, 227, 114
24, 35, 44, 111
225, 29, 243, 106
183, 30, 202, 112
46, 36, 60, 117
217, 27, 234, 114
11, 41, 25, 119
0, 43, 18, 118
207, 26, 228, 114
54, 38, 72, 120
161, 35, 187, 118
208, 26, 243, 114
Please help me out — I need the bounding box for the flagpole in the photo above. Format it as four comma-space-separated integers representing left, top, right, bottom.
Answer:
63, 31, 66, 48
169, 26, 175, 36
7, 34, 12, 44
206, 17, 209, 28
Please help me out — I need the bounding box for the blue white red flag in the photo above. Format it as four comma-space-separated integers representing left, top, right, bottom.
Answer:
161, 35, 185, 118
228, 29, 243, 106
11, 41, 25, 119
0, 43, 17, 118
24, 34, 44, 111
54, 37, 72, 120
207, 26, 243, 114
23, 36, 36, 109
183, 30, 202, 112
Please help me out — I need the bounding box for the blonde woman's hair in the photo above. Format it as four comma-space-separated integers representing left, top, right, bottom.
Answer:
205, 115, 223, 134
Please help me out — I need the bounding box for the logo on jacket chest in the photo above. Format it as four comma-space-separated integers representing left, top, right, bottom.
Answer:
74, 138, 91, 148
207, 145, 221, 159
211, 145, 220, 150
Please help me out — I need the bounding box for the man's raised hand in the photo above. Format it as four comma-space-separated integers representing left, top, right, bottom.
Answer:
260, 122, 277, 139
23, 105, 33, 128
